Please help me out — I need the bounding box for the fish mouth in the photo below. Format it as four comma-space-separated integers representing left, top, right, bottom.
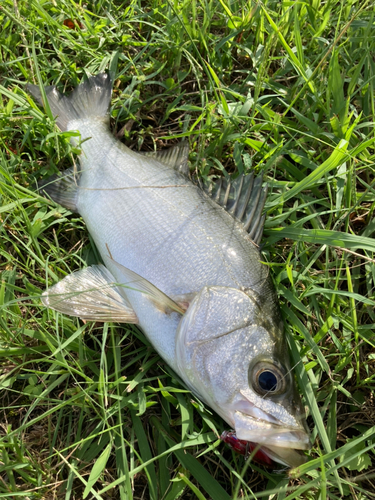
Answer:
233, 409, 310, 451
221, 431, 307, 468
260, 443, 308, 468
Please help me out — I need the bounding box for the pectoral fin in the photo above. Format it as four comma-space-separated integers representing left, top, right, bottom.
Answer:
107, 254, 185, 315
42, 264, 138, 323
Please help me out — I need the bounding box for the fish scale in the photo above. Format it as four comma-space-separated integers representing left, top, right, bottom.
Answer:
78, 132, 266, 295
28, 72, 310, 468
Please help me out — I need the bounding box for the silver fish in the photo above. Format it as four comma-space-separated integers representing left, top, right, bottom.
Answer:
28, 73, 310, 467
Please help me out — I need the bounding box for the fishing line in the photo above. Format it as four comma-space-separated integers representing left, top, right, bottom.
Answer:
260, 358, 304, 400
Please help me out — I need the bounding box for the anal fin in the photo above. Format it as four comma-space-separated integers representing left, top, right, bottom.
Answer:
42, 264, 138, 323
39, 166, 80, 212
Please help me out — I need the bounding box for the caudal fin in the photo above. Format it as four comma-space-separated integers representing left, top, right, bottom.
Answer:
27, 73, 112, 131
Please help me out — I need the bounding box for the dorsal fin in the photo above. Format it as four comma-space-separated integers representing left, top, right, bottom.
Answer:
201, 173, 267, 245
141, 141, 189, 176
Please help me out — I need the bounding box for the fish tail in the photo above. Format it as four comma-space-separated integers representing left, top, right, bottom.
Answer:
27, 73, 112, 131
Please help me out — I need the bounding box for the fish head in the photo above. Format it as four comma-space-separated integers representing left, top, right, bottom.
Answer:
175, 286, 310, 467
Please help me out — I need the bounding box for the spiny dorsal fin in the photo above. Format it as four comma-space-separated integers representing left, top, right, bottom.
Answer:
38, 166, 80, 212
201, 173, 267, 245
141, 141, 190, 176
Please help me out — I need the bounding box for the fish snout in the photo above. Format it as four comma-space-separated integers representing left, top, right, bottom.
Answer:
233, 403, 310, 452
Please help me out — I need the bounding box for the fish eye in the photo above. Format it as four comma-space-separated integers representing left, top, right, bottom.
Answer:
250, 362, 287, 397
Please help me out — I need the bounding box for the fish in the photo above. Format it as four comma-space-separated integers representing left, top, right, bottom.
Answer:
27, 73, 310, 468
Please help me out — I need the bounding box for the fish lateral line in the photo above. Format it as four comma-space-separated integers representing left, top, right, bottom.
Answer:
79, 184, 193, 191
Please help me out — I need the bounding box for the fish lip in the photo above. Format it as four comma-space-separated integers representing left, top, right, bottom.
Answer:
260, 444, 308, 468
234, 410, 311, 451
221, 430, 308, 468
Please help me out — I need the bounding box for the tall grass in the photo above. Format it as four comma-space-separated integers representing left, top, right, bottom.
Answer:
0, 0, 374, 498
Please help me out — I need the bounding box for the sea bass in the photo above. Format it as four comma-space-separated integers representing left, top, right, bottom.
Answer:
28, 73, 310, 467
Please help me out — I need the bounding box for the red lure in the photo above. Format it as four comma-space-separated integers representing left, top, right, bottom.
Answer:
63, 19, 84, 29
221, 431, 274, 467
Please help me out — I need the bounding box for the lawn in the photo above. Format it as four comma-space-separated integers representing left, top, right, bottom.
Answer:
0, 0, 375, 498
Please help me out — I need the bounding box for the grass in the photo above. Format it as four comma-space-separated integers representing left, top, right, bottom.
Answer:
0, 0, 375, 498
